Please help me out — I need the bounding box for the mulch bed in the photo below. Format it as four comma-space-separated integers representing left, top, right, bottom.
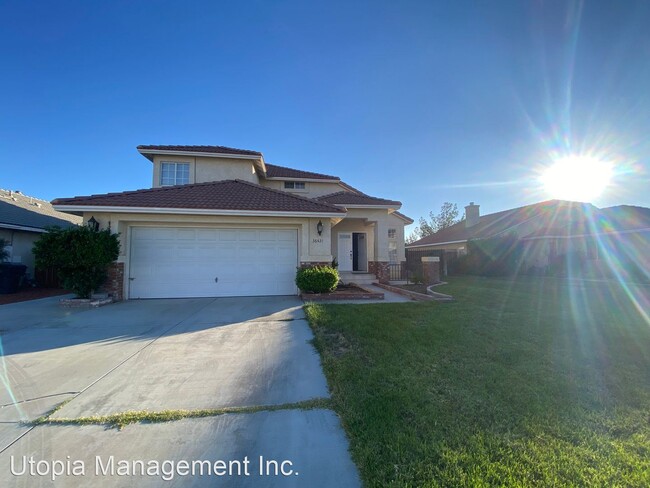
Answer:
0, 287, 69, 306
301, 284, 384, 301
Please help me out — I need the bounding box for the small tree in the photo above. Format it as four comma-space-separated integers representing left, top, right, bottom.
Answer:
0, 238, 9, 262
33, 226, 120, 298
407, 202, 463, 243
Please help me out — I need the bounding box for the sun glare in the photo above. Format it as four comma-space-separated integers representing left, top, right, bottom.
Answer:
540, 155, 613, 202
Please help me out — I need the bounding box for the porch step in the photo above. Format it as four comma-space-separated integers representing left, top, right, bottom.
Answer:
339, 272, 376, 285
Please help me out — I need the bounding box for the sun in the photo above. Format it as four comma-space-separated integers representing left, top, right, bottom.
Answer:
540, 155, 613, 202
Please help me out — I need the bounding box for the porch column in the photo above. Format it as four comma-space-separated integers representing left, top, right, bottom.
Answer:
370, 218, 390, 284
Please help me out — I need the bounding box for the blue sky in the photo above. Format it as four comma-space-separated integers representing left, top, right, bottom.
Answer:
1, 0, 649, 228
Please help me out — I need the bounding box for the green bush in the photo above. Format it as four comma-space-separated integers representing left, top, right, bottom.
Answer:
295, 265, 339, 293
33, 226, 120, 298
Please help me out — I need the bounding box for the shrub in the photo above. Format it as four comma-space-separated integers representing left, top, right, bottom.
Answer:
295, 265, 339, 293
33, 226, 120, 298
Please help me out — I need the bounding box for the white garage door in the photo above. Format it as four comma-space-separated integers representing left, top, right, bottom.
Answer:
129, 227, 298, 299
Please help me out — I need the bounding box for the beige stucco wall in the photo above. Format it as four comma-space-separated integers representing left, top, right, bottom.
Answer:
0, 228, 40, 276
152, 155, 259, 187
261, 180, 346, 198
82, 212, 334, 299
388, 213, 407, 262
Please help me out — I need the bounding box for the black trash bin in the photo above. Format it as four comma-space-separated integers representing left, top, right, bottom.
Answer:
0, 263, 27, 294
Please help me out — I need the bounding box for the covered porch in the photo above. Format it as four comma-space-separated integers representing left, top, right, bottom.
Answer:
331, 211, 393, 283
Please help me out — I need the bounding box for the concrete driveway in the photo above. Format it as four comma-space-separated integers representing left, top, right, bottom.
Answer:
0, 296, 360, 487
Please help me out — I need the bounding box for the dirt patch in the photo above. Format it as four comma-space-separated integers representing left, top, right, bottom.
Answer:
0, 287, 69, 306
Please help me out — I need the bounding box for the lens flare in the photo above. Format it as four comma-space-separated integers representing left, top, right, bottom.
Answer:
540, 155, 613, 202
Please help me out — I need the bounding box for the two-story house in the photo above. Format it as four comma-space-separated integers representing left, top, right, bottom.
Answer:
52, 145, 412, 299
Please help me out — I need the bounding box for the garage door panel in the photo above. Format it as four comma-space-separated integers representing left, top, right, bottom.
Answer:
219, 230, 237, 241
237, 230, 257, 241
196, 229, 218, 241
277, 230, 296, 241
258, 230, 278, 241
129, 227, 298, 299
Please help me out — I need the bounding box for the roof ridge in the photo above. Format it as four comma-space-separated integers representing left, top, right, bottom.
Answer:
232, 180, 344, 212
264, 162, 340, 180
338, 181, 367, 195
315, 190, 348, 200
52, 180, 346, 214
51, 180, 233, 203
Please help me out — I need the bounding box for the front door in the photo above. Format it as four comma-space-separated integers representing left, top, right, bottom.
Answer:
352, 233, 368, 271
338, 233, 353, 271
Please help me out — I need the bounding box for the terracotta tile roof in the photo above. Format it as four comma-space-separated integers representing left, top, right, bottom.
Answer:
393, 210, 414, 224
137, 145, 262, 159
264, 163, 340, 180
0, 189, 81, 231
52, 180, 346, 214
316, 191, 401, 207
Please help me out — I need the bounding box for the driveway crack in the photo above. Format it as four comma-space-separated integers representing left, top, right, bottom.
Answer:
0, 392, 78, 408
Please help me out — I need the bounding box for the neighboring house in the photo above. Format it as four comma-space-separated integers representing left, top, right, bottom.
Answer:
407, 200, 650, 277
52, 145, 412, 299
0, 189, 82, 277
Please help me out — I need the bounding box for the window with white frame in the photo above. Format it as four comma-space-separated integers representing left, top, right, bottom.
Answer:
388, 241, 398, 263
388, 228, 397, 239
160, 162, 190, 186
284, 181, 306, 190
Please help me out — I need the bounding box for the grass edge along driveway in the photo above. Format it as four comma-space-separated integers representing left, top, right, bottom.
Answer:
305, 276, 650, 487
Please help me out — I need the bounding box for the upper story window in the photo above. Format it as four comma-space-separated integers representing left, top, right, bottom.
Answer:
284, 181, 306, 190
160, 162, 190, 186
388, 228, 397, 239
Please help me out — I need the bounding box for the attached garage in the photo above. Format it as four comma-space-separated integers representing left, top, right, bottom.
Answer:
129, 227, 298, 299
52, 179, 346, 300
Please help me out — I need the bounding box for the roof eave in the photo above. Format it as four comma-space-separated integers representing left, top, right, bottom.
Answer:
52, 204, 345, 219
406, 239, 468, 249
333, 204, 402, 210
393, 213, 414, 224
0, 222, 49, 233
137, 148, 267, 173
264, 177, 340, 183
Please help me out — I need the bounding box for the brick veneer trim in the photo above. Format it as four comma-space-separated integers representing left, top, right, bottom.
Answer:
369, 261, 390, 284
100, 262, 125, 301
422, 259, 441, 285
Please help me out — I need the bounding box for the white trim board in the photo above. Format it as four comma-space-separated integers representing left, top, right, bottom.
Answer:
52, 205, 345, 219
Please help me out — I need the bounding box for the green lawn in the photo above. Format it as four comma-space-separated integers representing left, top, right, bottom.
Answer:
305, 276, 650, 487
